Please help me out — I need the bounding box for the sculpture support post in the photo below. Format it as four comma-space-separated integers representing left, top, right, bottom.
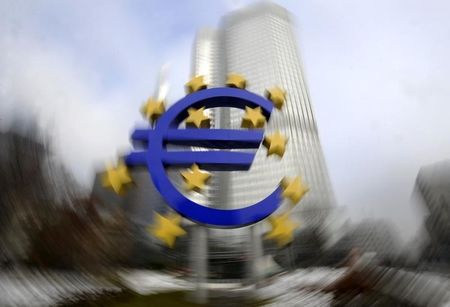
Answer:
249, 224, 263, 287
190, 226, 208, 303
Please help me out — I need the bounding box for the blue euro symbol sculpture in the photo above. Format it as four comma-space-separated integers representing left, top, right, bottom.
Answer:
125, 87, 283, 228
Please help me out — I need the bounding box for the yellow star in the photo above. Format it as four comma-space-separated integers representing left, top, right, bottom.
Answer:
281, 176, 309, 204
265, 87, 286, 110
185, 107, 211, 128
265, 212, 298, 247
102, 161, 133, 195
241, 106, 266, 129
226, 73, 246, 89
140, 98, 165, 123
181, 164, 211, 192
263, 131, 288, 157
148, 212, 186, 248
185, 75, 207, 94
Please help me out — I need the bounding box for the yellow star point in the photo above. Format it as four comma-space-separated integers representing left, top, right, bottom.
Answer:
263, 131, 288, 157
148, 212, 186, 248
102, 161, 133, 195
185, 75, 207, 94
281, 176, 309, 204
185, 107, 211, 128
140, 98, 165, 123
266, 87, 286, 110
241, 106, 266, 129
265, 212, 298, 247
226, 73, 246, 89
181, 164, 211, 192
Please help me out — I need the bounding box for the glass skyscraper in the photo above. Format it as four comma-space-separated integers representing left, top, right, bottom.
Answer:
191, 2, 335, 226
186, 3, 338, 290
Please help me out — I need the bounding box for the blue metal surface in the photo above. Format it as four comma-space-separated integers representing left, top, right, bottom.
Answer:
125, 87, 283, 228
132, 129, 264, 149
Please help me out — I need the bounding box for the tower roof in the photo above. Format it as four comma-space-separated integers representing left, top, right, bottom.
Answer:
221, 2, 292, 27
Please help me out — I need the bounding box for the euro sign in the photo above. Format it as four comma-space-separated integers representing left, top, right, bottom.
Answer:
125, 87, 283, 228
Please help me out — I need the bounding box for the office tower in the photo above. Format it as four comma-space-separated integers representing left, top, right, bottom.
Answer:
191, 3, 335, 222
214, 3, 334, 225
188, 3, 337, 284
189, 2, 337, 229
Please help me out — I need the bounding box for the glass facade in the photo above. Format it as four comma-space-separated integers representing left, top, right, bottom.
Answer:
217, 3, 334, 226
187, 2, 335, 243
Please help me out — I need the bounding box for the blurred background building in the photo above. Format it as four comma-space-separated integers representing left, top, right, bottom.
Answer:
414, 160, 450, 268
325, 219, 401, 264
0, 130, 51, 264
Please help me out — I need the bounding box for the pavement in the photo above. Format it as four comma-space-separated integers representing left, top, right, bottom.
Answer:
2, 267, 450, 306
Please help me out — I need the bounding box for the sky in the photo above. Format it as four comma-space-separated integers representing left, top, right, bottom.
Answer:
1, 0, 450, 241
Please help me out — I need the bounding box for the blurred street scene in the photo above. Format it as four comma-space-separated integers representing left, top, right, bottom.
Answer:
2, 1, 450, 306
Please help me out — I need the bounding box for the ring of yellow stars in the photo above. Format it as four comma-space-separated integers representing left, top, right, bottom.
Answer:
281, 176, 309, 204
241, 106, 266, 129
263, 131, 288, 157
265, 212, 299, 247
148, 212, 186, 248
185, 107, 211, 128
102, 161, 133, 195
226, 73, 246, 89
140, 98, 165, 123
185, 75, 207, 94
181, 164, 211, 192
265, 87, 286, 110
